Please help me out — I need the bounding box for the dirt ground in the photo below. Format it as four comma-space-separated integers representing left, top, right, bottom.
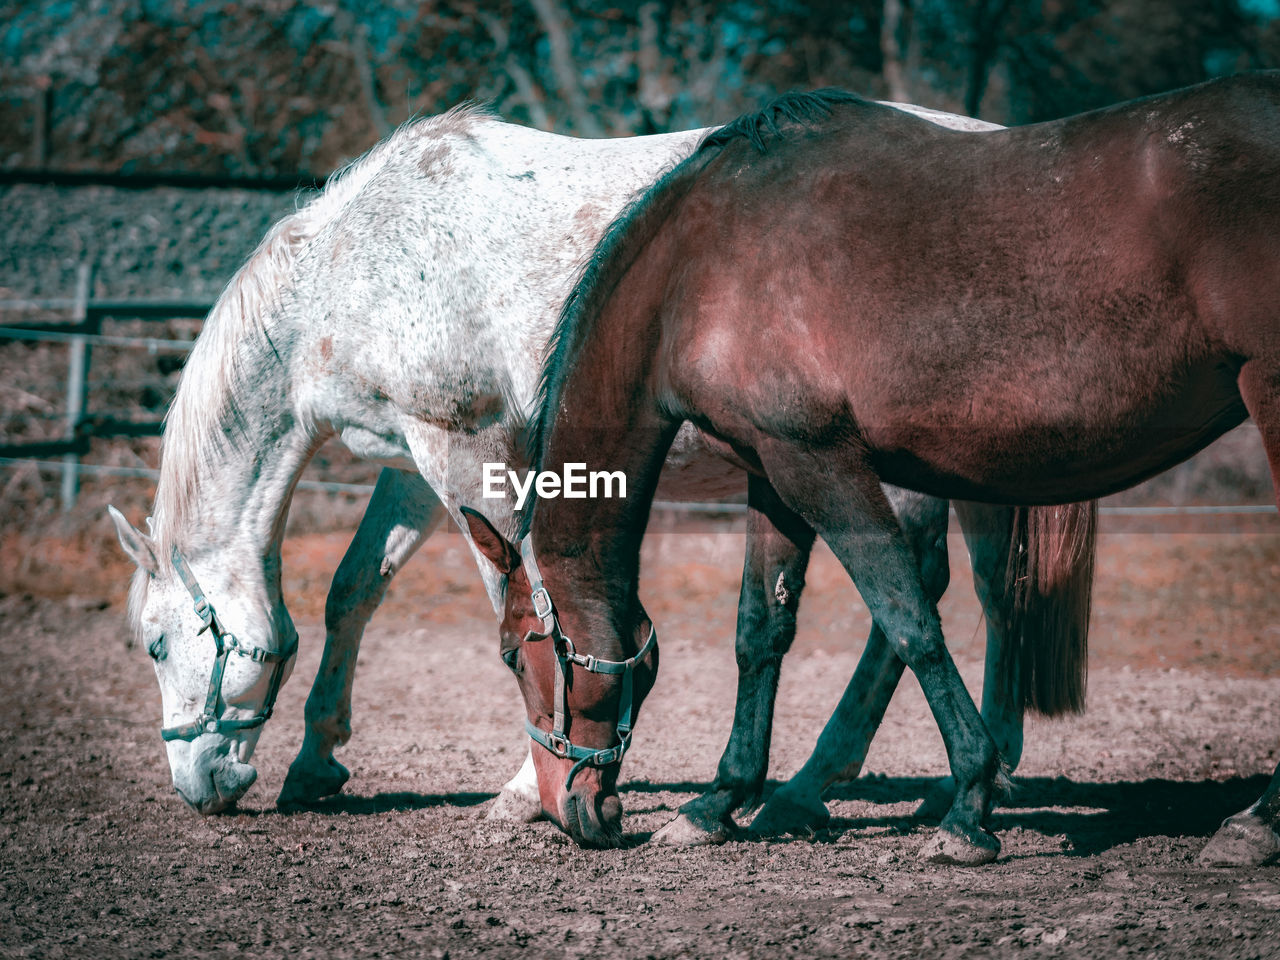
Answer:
2, 525, 1279, 959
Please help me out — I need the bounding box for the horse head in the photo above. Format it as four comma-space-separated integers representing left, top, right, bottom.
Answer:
109, 506, 298, 813
463, 506, 658, 848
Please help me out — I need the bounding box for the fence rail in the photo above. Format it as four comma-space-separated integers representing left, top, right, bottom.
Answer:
0, 326, 197, 352
0, 167, 325, 192
0, 457, 372, 496
0, 298, 213, 320
2, 273, 1277, 522
2, 456, 1276, 522
0, 269, 212, 507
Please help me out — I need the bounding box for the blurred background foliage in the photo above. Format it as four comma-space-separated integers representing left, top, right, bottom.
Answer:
2, 0, 1277, 565
3, 0, 1280, 176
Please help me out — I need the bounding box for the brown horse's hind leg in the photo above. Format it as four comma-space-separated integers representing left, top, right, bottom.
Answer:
1200, 363, 1280, 865
753, 440, 1004, 865
653, 474, 815, 846
749, 489, 949, 838
915, 501, 1025, 820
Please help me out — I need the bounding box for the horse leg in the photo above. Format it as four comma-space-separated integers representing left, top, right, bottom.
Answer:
653, 474, 815, 845
915, 501, 1024, 820
1200, 763, 1280, 867
750, 488, 950, 837
755, 443, 1005, 865
451, 532, 543, 820
279, 468, 444, 808
1199, 363, 1280, 865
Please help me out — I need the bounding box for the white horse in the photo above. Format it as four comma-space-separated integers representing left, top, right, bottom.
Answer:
109, 100, 1050, 835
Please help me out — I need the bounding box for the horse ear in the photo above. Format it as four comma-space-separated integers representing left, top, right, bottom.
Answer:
461, 506, 520, 575
107, 505, 159, 577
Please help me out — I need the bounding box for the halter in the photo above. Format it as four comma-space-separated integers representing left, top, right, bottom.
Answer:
519, 538, 657, 790
160, 545, 297, 743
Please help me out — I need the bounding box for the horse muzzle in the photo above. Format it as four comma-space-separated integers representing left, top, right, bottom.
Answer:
171, 749, 259, 814
561, 787, 624, 849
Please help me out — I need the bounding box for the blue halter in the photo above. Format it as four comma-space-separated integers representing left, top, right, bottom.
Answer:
160, 545, 297, 743
518, 538, 657, 789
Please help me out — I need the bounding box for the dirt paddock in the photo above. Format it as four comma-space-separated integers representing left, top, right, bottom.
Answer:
2, 524, 1279, 959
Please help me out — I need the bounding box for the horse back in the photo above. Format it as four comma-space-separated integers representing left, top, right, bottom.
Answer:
655, 75, 1280, 501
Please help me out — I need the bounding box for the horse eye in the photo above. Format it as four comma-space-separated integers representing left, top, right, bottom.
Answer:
501, 646, 519, 672
147, 636, 167, 662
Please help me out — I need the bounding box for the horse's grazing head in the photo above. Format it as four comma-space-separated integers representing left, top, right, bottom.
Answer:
463, 507, 658, 849
108, 506, 297, 814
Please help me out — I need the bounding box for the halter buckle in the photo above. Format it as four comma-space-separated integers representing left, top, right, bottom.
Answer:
160, 544, 297, 743
192, 596, 213, 626
238, 640, 269, 663
531, 586, 553, 620
546, 733, 570, 757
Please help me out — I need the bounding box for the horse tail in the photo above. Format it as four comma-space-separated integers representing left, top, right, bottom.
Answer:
1003, 501, 1098, 716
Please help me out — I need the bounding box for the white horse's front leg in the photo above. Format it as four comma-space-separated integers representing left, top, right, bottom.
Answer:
396, 424, 544, 821
279, 468, 443, 807
486, 749, 542, 822
454, 515, 543, 823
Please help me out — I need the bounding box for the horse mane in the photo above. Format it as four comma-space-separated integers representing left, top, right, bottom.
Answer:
518, 90, 865, 538
152, 210, 315, 558
152, 102, 497, 558
518, 157, 696, 538
699, 88, 868, 153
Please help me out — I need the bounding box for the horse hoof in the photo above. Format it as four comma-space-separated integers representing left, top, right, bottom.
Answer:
277, 757, 350, 810
1198, 813, 1280, 867
486, 786, 543, 823
918, 827, 1000, 866
652, 812, 733, 847
913, 780, 955, 822
748, 790, 830, 838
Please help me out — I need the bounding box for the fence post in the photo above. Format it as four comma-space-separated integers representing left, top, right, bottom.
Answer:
61, 263, 93, 511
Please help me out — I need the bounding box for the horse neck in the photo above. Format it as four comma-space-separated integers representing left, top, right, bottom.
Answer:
527, 137, 721, 606
154, 318, 325, 600
530, 292, 680, 622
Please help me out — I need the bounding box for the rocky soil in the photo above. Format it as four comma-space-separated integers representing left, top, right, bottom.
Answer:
2, 528, 1278, 959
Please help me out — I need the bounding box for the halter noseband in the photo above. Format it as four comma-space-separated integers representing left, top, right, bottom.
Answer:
519, 538, 657, 790
160, 545, 297, 743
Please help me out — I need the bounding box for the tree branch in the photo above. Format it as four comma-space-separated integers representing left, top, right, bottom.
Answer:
636, 2, 672, 130
353, 21, 391, 139
526, 0, 604, 136
880, 0, 911, 103
480, 11, 551, 130
964, 0, 1014, 118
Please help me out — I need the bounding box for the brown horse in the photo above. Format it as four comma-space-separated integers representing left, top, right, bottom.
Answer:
470, 74, 1280, 866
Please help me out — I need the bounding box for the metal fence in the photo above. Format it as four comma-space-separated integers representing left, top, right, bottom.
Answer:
0, 264, 209, 509
1, 267, 1276, 523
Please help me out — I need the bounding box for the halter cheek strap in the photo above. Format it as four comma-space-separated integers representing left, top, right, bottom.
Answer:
161, 546, 298, 743
519, 538, 657, 790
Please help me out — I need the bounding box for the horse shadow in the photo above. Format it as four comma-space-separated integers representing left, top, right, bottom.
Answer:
619, 774, 1272, 855
265, 774, 1269, 856
273, 790, 495, 816
979, 773, 1270, 856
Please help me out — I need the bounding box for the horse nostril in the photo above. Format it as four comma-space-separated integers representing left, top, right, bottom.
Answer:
600, 795, 622, 827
